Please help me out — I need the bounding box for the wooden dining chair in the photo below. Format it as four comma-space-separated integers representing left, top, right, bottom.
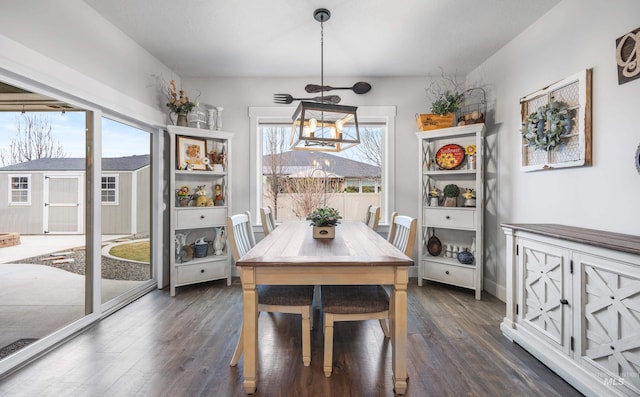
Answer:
260, 206, 276, 236
321, 212, 417, 377
227, 211, 314, 367
364, 205, 381, 232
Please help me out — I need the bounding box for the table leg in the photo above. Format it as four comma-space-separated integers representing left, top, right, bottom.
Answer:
241, 268, 258, 394
391, 281, 408, 395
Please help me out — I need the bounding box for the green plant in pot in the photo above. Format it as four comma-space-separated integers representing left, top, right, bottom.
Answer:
430, 91, 464, 116
307, 207, 341, 239
420, 70, 465, 130
443, 184, 460, 207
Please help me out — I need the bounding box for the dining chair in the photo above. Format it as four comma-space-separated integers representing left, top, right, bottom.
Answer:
227, 211, 314, 367
321, 212, 417, 377
364, 204, 381, 232
387, 212, 418, 256
260, 206, 276, 236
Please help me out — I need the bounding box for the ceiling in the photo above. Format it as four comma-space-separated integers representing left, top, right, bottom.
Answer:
83, 0, 560, 78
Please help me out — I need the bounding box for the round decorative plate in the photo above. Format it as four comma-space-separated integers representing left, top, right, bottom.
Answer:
435, 144, 465, 170
427, 234, 442, 256
636, 144, 640, 175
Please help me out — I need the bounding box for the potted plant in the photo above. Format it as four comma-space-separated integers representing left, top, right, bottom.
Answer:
443, 184, 460, 207
306, 207, 341, 239
166, 79, 196, 126
417, 71, 465, 131
176, 186, 191, 207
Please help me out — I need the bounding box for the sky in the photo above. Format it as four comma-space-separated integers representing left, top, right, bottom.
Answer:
0, 111, 150, 160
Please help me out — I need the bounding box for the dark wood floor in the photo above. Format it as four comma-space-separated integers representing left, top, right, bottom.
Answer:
0, 279, 582, 397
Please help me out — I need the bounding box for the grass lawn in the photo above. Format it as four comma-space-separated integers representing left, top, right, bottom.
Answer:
109, 240, 150, 263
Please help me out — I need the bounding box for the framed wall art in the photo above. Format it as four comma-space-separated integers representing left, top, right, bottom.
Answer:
176, 135, 207, 170
519, 69, 592, 172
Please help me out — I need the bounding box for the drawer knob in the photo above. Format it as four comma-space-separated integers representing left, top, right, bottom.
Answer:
445, 270, 450, 275
200, 269, 205, 273
200, 215, 205, 219
445, 216, 450, 219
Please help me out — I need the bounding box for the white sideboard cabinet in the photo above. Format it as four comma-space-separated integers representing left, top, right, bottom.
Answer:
501, 224, 640, 397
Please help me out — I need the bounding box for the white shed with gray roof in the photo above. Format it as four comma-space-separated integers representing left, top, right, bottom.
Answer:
0, 155, 150, 236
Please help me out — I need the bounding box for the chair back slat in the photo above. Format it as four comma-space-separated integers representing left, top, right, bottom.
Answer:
365, 205, 381, 232
260, 206, 276, 235
226, 211, 256, 261
387, 212, 417, 257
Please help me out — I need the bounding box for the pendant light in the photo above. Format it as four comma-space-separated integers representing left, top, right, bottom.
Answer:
290, 8, 361, 152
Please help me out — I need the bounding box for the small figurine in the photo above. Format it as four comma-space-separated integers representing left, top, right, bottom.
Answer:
429, 187, 441, 207
462, 188, 476, 207
214, 184, 224, 206
195, 185, 208, 207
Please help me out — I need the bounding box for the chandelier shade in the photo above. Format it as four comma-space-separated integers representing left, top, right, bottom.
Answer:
289, 7, 361, 152
290, 101, 360, 152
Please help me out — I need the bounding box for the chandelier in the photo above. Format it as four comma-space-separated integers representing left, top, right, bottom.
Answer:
285, 8, 366, 152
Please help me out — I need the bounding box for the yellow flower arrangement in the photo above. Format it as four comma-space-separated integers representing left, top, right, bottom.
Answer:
465, 144, 477, 156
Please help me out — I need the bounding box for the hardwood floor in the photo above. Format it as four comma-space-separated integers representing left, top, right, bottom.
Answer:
0, 279, 582, 397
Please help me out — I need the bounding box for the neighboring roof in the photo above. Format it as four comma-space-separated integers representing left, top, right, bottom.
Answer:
262, 151, 380, 178
0, 155, 150, 172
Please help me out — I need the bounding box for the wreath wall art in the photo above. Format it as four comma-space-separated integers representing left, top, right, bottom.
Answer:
519, 69, 592, 172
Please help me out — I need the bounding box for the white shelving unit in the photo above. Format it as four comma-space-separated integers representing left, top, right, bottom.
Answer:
167, 126, 233, 296
416, 123, 485, 299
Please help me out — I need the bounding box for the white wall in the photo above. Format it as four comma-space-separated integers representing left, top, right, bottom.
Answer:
182, 76, 428, 230
467, 0, 640, 300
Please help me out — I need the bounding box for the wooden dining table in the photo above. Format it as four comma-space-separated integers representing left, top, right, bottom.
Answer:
235, 220, 414, 395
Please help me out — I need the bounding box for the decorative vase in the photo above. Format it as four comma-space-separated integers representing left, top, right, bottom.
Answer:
313, 226, 335, 239
457, 248, 474, 265
176, 114, 188, 127
444, 197, 457, 207
429, 196, 439, 207
179, 197, 190, 207
213, 227, 225, 255
207, 108, 216, 130
467, 155, 476, 170
215, 107, 223, 130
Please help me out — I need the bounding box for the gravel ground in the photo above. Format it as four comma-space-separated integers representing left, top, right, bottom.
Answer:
15, 248, 151, 281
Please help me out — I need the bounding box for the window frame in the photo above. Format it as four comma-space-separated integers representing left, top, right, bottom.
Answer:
249, 106, 396, 228
100, 174, 119, 205
8, 174, 31, 205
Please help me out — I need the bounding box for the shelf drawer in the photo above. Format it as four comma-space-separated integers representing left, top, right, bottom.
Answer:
424, 260, 475, 288
423, 207, 476, 229
176, 260, 227, 285
176, 207, 226, 229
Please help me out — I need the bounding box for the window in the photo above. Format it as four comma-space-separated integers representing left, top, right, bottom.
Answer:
9, 175, 31, 205
101, 175, 118, 204
250, 106, 396, 225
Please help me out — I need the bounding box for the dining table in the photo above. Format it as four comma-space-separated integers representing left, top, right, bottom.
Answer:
235, 220, 414, 395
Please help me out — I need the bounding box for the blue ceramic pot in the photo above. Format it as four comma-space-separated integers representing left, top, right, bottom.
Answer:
457, 248, 474, 265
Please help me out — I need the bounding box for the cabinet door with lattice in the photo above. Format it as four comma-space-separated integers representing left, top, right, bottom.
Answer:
518, 238, 572, 355
519, 69, 592, 172
575, 252, 640, 395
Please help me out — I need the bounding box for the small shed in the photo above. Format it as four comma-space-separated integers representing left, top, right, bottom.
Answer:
0, 155, 150, 235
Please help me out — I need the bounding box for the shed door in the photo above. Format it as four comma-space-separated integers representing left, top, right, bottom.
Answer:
43, 175, 83, 234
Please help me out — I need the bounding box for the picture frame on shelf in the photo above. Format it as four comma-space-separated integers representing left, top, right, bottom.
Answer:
176, 135, 207, 170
